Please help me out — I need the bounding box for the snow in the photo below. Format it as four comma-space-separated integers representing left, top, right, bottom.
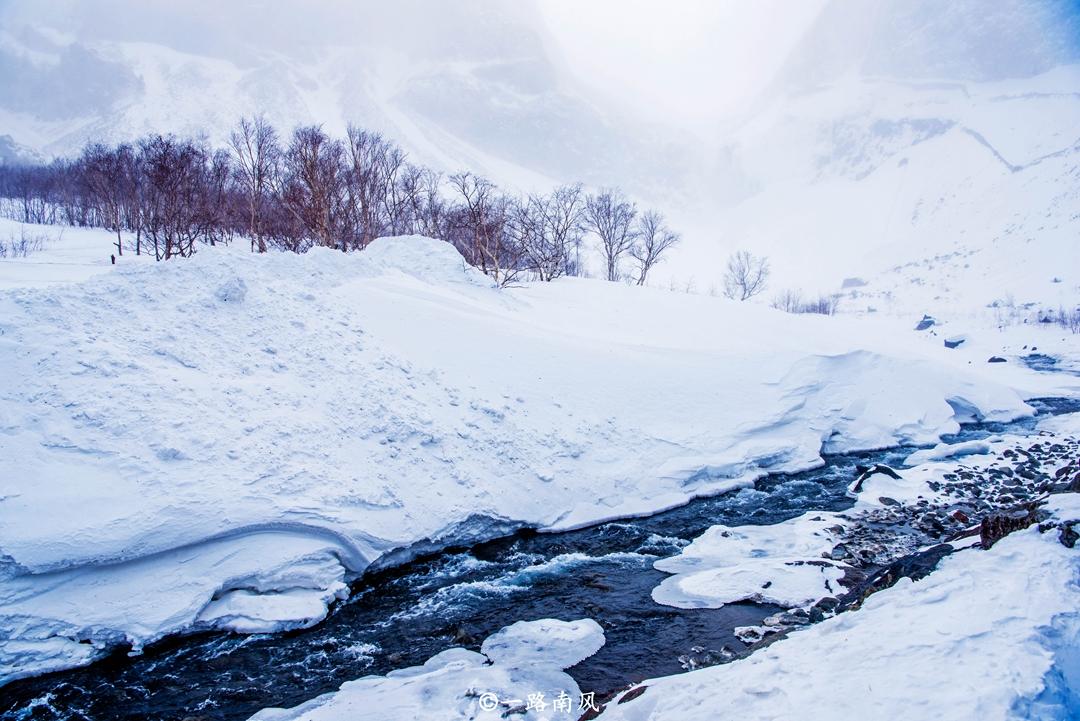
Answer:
904, 438, 993, 466
248, 618, 604, 721
600, 494, 1080, 721
0, 217, 149, 288
0, 3, 1077, 715
0, 226, 1059, 684
652, 514, 846, 609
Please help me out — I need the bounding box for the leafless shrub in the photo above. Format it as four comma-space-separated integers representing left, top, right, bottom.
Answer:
801, 294, 840, 315
722, 250, 769, 301
1040, 305, 1080, 334
771, 288, 840, 315
770, 288, 803, 313
0, 227, 51, 258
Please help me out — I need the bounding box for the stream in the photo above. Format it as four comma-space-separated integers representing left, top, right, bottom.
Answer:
4, 397, 1079, 721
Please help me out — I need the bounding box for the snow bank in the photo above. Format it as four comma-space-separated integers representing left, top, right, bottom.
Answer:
248, 618, 604, 721
904, 438, 993, 466
651, 514, 846, 609
600, 497, 1080, 721
0, 229, 1040, 683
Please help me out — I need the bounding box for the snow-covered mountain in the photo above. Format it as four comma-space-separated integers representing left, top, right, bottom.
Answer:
1, 0, 1077, 297
0, 0, 686, 194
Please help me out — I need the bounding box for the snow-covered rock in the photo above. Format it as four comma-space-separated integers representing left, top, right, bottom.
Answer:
904, 439, 993, 466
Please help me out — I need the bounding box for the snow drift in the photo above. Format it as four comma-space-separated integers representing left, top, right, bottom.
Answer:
0, 233, 1038, 683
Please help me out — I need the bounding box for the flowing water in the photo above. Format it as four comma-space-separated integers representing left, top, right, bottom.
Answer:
4, 398, 1078, 721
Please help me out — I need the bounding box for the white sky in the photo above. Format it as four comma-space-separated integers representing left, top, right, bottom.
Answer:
538, 0, 828, 127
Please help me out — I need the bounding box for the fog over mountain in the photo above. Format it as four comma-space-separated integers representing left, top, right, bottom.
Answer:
1, 0, 1078, 286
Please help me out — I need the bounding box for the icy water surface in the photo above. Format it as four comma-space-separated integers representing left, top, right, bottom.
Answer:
4, 398, 1078, 721
1022, 353, 1080, 377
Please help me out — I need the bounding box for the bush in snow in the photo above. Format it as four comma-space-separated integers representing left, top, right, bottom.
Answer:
0, 228, 49, 258
1038, 305, 1080, 334
770, 289, 840, 315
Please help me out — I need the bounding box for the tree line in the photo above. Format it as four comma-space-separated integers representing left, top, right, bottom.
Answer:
0, 117, 680, 286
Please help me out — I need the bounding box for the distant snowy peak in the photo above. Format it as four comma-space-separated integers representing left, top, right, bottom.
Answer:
0, 2, 679, 194
783, 0, 1080, 87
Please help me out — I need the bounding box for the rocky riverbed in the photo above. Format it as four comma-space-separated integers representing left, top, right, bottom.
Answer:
693, 424, 1080, 671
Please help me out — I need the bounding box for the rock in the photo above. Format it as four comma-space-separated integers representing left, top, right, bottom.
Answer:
618, 686, 649, 705
878, 496, 901, 507
849, 464, 903, 494
987, 356, 1007, 363
944, 335, 966, 349
582, 574, 613, 592
842, 277, 868, 289
829, 543, 850, 560
1060, 523, 1078, 549
914, 315, 935, 331
980, 505, 1039, 549
814, 596, 839, 613
838, 544, 953, 611
451, 627, 476, 645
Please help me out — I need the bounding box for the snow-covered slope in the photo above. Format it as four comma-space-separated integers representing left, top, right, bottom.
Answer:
669, 63, 1080, 302
0, 226, 1063, 684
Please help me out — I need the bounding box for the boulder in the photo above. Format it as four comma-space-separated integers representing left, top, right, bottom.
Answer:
944, 335, 966, 349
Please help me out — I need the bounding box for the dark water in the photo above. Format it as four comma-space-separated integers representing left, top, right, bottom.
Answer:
1022, 353, 1080, 377
3, 398, 1078, 721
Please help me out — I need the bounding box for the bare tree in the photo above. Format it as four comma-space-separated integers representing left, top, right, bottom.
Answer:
448, 171, 520, 286
0, 118, 695, 282
629, 210, 680, 285
379, 145, 410, 236
722, 250, 770, 300
344, 127, 400, 249
229, 115, 279, 253
412, 168, 451, 239
279, 125, 346, 250
583, 188, 637, 282
519, 184, 584, 281
79, 143, 128, 255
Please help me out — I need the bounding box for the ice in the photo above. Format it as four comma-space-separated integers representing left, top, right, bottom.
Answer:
248, 618, 604, 721
652, 512, 847, 610
480, 618, 605, 669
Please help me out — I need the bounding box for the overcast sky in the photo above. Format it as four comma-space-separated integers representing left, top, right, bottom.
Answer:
538, 0, 827, 128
